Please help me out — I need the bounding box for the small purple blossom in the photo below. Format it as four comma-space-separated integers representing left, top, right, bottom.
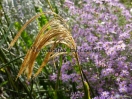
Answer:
101, 91, 109, 98
61, 62, 72, 73
101, 68, 115, 76
70, 91, 84, 99
50, 73, 57, 81
120, 70, 129, 77
61, 74, 71, 82
119, 87, 127, 93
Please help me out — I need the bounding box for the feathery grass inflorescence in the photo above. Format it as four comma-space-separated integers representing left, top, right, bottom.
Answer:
8, 12, 79, 80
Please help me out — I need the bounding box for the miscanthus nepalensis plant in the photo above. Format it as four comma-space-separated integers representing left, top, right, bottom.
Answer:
8, 11, 91, 99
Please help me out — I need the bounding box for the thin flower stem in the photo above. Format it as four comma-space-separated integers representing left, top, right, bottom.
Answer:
75, 53, 92, 98
46, 0, 56, 17
47, 0, 54, 13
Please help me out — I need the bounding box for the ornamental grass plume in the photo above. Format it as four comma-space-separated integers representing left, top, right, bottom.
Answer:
8, 12, 79, 80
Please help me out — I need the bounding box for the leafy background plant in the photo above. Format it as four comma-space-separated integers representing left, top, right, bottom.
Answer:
0, 0, 132, 99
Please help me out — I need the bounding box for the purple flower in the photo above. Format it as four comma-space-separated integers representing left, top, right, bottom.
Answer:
119, 87, 127, 93
90, 74, 99, 82
118, 81, 128, 93
128, 84, 132, 92
119, 81, 127, 87
61, 74, 71, 82
61, 62, 72, 73
50, 73, 57, 81
86, 33, 98, 43
70, 91, 84, 99
115, 41, 126, 51
107, 95, 115, 99
120, 70, 129, 77
116, 77, 121, 82
97, 88, 104, 94
101, 68, 114, 77
93, 96, 100, 99
70, 73, 80, 82
101, 91, 109, 98
25, 80, 30, 85
64, 0, 74, 7
119, 32, 130, 39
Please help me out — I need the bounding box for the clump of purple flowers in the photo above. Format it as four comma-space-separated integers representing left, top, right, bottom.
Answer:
70, 91, 84, 99
50, 0, 132, 98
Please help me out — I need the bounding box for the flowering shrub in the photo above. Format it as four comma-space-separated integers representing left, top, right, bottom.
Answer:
50, 0, 132, 98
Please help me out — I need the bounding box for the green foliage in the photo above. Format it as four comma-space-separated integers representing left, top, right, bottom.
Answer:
120, 0, 132, 8
14, 22, 33, 48
35, 7, 48, 28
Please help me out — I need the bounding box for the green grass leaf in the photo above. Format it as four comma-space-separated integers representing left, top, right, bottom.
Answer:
0, 81, 8, 88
